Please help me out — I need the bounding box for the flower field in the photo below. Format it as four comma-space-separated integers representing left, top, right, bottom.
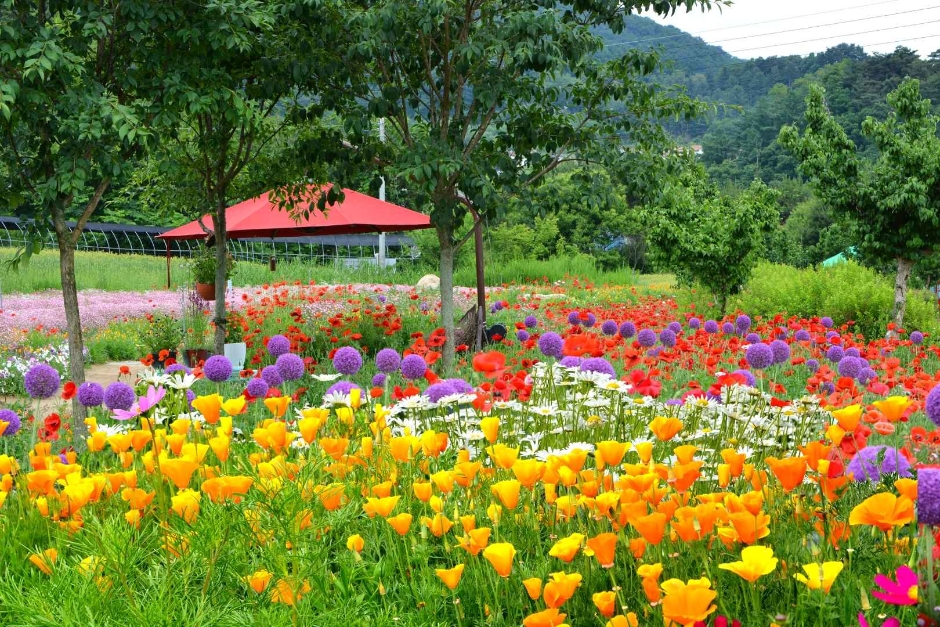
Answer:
0, 280, 936, 626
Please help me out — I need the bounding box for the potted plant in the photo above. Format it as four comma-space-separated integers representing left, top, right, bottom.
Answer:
224, 310, 247, 371
183, 290, 211, 367
143, 314, 183, 369
192, 245, 235, 301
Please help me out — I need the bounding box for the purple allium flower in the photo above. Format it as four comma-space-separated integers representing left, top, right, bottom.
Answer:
585, 313, 596, 327
77, 382, 104, 408
637, 329, 657, 347
745, 343, 774, 370
524, 315, 538, 329
837, 356, 861, 379
821, 316, 834, 328
732, 369, 756, 387
445, 378, 473, 394
820, 381, 835, 394
246, 377, 270, 398
775, 327, 788, 340
794, 329, 811, 342
826, 331, 840, 341
844, 347, 860, 359
24, 364, 60, 399
858, 357, 870, 369
203, 355, 232, 383
375, 348, 401, 374
186, 389, 196, 407
276, 353, 305, 381
770, 339, 790, 364
601, 320, 618, 336
371, 373, 387, 387
0, 409, 21, 436
926, 383, 940, 426
491, 301, 504, 313
581, 357, 615, 378
704, 320, 719, 334
165, 363, 191, 375
668, 321, 682, 334
918, 468, 940, 525
646, 347, 662, 358
721, 322, 735, 334
332, 346, 363, 376
911, 331, 924, 345
378, 295, 387, 303
266, 334, 291, 357
420, 302, 430, 313
845, 445, 912, 482
538, 332, 564, 358
665, 398, 684, 406
559, 356, 583, 368
517, 330, 530, 342
659, 329, 677, 348
400, 354, 427, 380
735, 314, 751, 333
619, 321, 636, 339
261, 365, 283, 387
858, 368, 876, 385
806, 359, 820, 373
326, 380, 361, 396
688, 317, 701, 330
745, 333, 761, 344
826, 346, 844, 362
104, 382, 135, 411
425, 382, 456, 403
567, 311, 581, 325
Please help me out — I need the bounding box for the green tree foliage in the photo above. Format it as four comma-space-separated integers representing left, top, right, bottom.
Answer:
779, 77, 940, 330
647, 178, 779, 313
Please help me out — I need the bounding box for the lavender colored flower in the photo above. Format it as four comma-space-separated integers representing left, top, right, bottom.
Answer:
165, 363, 191, 375
0, 409, 21, 436
104, 382, 135, 411
246, 378, 270, 398
806, 359, 820, 373
745, 333, 761, 344
837, 356, 861, 379
703, 320, 719, 334
559, 356, 583, 368
203, 355, 232, 383
820, 381, 835, 394
665, 398, 684, 406
371, 373, 387, 387
845, 445, 912, 482
524, 315, 538, 329
826, 331, 840, 341
400, 354, 427, 380
794, 329, 811, 342
688, 317, 701, 330
420, 302, 430, 313
910, 330, 924, 345
858, 368, 876, 385
378, 295, 387, 303
826, 346, 844, 362
24, 363, 60, 399
858, 357, 870, 369
659, 329, 677, 348
326, 380, 361, 396
425, 382, 457, 403
77, 382, 104, 408
735, 314, 751, 333
585, 313, 596, 327
619, 321, 636, 339
926, 383, 940, 426
262, 364, 284, 387
646, 347, 662, 358
332, 346, 363, 376
721, 322, 735, 334
276, 353, 305, 381
491, 301, 503, 313
567, 311, 581, 325
266, 334, 291, 357
580, 357, 616, 378
186, 389, 196, 407
601, 320, 618, 336
375, 348, 401, 374
821, 316, 834, 328
732, 369, 756, 387
844, 347, 860, 359
538, 332, 564, 358
668, 321, 682, 334
517, 330, 530, 342
637, 329, 657, 347
770, 339, 790, 364
745, 343, 773, 370
445, 378, 473, 394
918, 468, 940, 525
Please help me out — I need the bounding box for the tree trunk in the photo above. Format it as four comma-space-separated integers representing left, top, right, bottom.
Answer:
52, 215, 88, 449
213, 193, 228, 355
437, 224, 456, 373
892, 256, 914, 333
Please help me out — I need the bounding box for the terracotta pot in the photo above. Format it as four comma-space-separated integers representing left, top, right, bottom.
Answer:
195, 282, 216, 300
185, 348, 209, 368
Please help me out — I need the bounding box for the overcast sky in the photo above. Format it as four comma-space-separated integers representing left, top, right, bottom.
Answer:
650, 0, 940, 59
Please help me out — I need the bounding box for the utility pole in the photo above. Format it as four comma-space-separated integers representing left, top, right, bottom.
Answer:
377, 117, 387, 270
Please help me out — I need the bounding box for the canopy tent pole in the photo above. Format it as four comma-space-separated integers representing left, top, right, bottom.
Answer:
378, 118, 387, 269
165, 239, 171, 289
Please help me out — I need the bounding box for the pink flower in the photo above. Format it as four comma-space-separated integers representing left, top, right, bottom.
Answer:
871, 565, 918, 606
858, 614, 900, 627
112, 404, 141, 421
138, 385, 166, 412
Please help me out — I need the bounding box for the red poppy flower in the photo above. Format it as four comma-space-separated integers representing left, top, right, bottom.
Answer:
44, 413, 61, 432
61, 381, 76, 401
472, 351, 507, 379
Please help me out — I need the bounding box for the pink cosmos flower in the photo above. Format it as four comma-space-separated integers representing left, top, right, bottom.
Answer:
112, 404, 141, 421
138, 385, 166, 412
858, 614, 900, 627
872, 565, 918, 606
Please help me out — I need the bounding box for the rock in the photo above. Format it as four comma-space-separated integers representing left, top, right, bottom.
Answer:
417, 274, 441, 291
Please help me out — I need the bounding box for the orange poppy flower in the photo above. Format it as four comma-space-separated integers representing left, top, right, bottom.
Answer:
661, 577, 717, 627
435, 564, 464, 590
159, 457, 199, 490
385, 513, 413, 536
849, 493, 914, 531
585, 533, 618, 568
522, 608, 567, 627
512, 459, 546, 488
596, 440, 629, 468
630, 512, 667, 545
765, 456, 808, 492
28, 548, 57, 575
649, 416, 683, 441
482, 542, 516, 577
543, 571, 582, 609
523, 577, 543, 600
593, 590, 617, 617
491, 479, 521, 510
